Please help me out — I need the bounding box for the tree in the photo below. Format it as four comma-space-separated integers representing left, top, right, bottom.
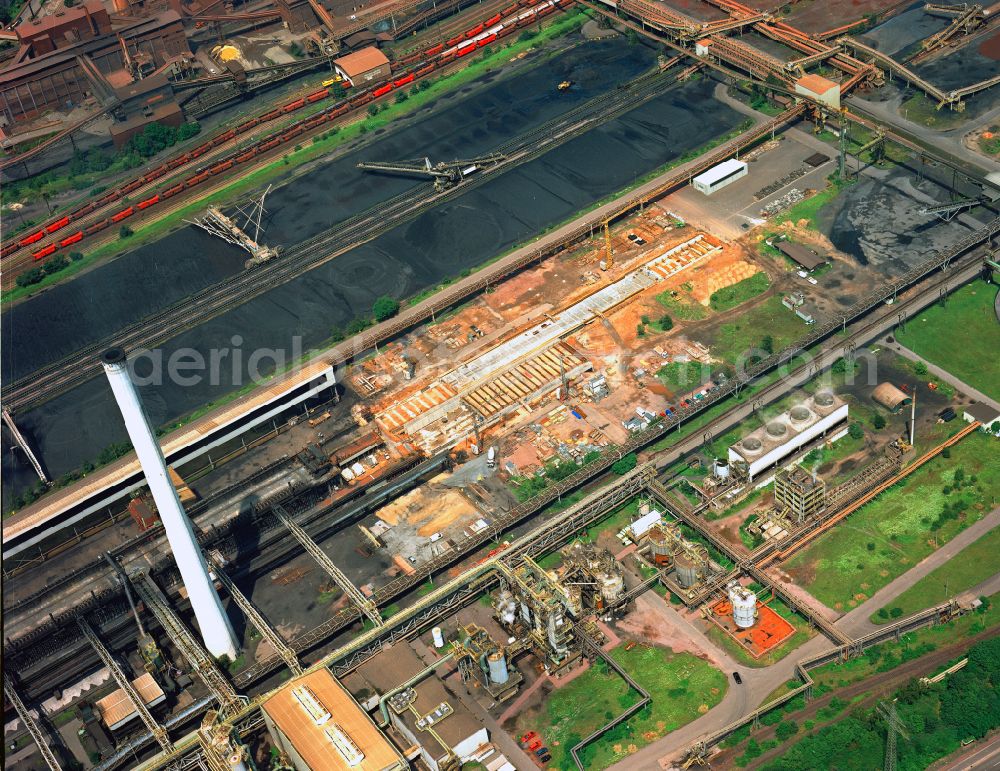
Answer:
69, 251, 84, 262
914, 361, 928, 377
347, 317, 369, 335
372, 296, 400, 322
119, 224, 134, 239
15, 268, 45, 287
871, 413, 886, 430
659, 314, 674, 331
953, 467, 965, 483
848, 422, 864, 440
776, 721, 799, 742
42, 254, 69, 275
611, 453, 638, 475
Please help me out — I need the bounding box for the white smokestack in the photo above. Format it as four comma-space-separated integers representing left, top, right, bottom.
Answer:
101, 348, 238, 660
910, 391, 916, 447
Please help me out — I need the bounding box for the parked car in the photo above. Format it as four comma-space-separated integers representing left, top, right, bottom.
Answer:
733, 672, 743, 685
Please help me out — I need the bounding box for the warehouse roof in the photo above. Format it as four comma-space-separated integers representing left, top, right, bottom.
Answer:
777, 241, 826, 271
262, 669, 403, 771
95, 673, 165, 731
872, 382, 911, 412
333, 46, 389, 77
693, 158, 747, 187
964, 402, 1000, 425
796, 74, 838, 95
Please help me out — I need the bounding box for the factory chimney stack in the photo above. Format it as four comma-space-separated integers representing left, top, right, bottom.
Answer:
101, 348, 239, 660
909, 391, 916, 447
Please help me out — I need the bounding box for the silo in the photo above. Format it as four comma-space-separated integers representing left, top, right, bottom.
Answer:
600, 573, 625, 605
487, 650, 509, 685
674, 554, 699, 588
714, 458, 730, 480
646, 525, 673, 566
728, 584, 758, 629
432, 627, 445, 648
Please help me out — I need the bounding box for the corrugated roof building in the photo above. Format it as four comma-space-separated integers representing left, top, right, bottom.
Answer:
333, 46, 390, 86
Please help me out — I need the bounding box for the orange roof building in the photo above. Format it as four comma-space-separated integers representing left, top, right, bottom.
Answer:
333, 46, 391, 86
794, 73, 841, 109
261, 668, 407, 771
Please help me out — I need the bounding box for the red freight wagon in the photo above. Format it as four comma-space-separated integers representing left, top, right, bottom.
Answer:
282, 98, 306, 113
465, 22, 485, 37
486, 13, 502, 24
137, 195, 160, 210
111, 207, 134, 222
393, 73, 415, 87
306, 89, 329, 102
425, 43, 444, 55
161, 184, 185, 199
477, 33, 497, 46
19, 230, 45, 247
46, 216, 70, 233
33, 244, 57, 260
60, 231, 84, 247
85, 219, 110, 235
373, 84, 393, 97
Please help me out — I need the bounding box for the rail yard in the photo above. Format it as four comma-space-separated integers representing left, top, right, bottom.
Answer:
2, 0, 1000, 768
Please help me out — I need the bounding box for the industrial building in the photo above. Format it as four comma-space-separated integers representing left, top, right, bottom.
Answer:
776, 241, 826, 272
793, 73, 841, 109
692, 158, 748, 195
333, 47, 391, 87
872, 382, 911, 413
728, 391, 849, 481
773, 465, 826, 523
964, 402, 1000, 432
262, 668, 407, 771
0, 9, 189, 126
347, 645, 491, 771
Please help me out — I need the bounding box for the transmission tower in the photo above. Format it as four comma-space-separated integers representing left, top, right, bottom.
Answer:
877, 700, 909, 771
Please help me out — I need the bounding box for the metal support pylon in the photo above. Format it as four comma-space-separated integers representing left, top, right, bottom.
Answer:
76, 616, 174, 752
3, 676, 62, 770
210, 561, 302, 677
272, 504, 383, 627
130, 571, 244, 715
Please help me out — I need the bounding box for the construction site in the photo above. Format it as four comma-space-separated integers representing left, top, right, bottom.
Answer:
2, 0, 1000, 767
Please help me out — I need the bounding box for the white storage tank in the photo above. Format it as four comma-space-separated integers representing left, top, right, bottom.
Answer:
487, 650, 509, 684
714, 458, 730, 480
432, 626, 445, 648
728, 583, 758, 629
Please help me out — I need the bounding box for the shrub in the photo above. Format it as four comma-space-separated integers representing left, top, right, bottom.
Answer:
394, 89, 409, 103
877, 607, 889, 619
848, 422, 864, 440
914, 361, 929, 377
775, 721, 798, 742
69, 251, 84, 261
659, 314, 674, 331
42, 254, 69, 275
17, 266, 48, 287
889, 607, 903, 618
871, 413, 886, 430
119, 224, 134, 239
611, 453, 638, 475
372, 295, 400, 322
329, 326, 345, 343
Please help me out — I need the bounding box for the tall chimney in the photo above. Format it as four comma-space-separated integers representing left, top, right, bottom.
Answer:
909, 390, 916, 447
101, 348, 238, 660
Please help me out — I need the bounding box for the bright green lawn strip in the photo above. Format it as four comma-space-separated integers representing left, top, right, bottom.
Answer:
786, 431, 1000, 610
895, 279, 1000, 401
709, 271, 770, 312
870, 525, 1000, 623
705, 295, 806, 368
515, 644, 726, 770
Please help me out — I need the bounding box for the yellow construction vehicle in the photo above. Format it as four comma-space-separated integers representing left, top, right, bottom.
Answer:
557, 80, 573, 92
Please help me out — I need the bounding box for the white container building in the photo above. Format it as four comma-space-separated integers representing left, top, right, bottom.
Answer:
692, 159, 748, 195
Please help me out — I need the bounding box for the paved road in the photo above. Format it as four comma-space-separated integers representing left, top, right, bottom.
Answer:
887, 338, 1000, 411
937, 733, 1000, 771
849, 93, 1000, 177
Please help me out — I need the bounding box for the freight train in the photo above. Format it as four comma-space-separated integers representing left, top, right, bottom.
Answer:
4, 0, 570, 266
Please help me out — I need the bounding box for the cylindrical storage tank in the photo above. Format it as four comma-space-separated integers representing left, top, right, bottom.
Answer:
728, 586, 757, 629
714, 459, 730, 480
647, 526, 673, 566
675, 554, 698, 588
487, 651, 509, 684
432, 627, 445, 648
600, 573, 625, 604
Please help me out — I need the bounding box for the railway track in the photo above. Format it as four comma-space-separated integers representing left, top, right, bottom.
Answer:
4, 224, 992, 762
4, 63, 682, 414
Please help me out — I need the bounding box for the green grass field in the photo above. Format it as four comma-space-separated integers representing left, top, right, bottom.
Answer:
515, 644, 726, 770
656, 287, 708, 320
786, 430, 1000, 610
707, 295, 807, 367
709, 271, 771, 312
657, 361, 711, 396
871, 525, 1000, 623
895, 280, 1000, 401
